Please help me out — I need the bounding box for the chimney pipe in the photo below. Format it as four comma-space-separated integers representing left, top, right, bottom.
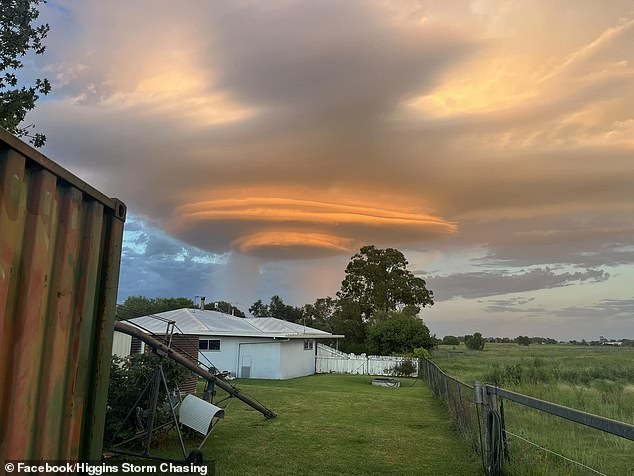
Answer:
200, 296, 206, 310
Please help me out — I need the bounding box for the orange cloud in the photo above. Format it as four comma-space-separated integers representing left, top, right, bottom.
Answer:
233, 231, 354, 254
176, 197, 455, 227
170, 196, 456, 257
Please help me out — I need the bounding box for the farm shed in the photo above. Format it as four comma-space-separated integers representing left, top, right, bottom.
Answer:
128, 308, 343, 379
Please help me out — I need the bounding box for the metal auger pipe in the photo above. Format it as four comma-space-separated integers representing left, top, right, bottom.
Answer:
114, 321, 277, 419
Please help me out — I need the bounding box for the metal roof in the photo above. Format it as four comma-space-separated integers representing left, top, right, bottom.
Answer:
126, 308, 343, 339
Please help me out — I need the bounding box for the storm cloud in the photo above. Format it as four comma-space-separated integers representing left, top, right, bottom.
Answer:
18, 1, 634, 334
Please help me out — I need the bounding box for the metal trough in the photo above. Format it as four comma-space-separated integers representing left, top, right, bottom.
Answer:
372, 378, 401, 388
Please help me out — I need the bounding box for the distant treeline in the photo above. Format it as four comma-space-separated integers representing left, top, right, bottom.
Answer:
440, 335, 634, 347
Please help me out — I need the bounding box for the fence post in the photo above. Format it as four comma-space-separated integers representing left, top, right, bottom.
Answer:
484, 386, 498, 471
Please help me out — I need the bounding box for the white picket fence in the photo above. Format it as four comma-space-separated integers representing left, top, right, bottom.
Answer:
316, 344, 418, 377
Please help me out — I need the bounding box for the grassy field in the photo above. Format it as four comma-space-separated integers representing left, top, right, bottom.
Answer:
431, 343, 634, 475
146, 374, 482, 475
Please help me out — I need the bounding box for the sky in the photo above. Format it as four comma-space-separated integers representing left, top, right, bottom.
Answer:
24, 0, 634, 340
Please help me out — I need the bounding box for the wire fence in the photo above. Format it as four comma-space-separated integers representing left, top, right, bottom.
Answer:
421, 359, 484, 455
421, 358, 634, 476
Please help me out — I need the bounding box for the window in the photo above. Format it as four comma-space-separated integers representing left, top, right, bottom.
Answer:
303, 339, 313, 350
199, 339, 221, 351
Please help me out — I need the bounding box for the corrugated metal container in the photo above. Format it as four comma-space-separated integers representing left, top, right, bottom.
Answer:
0, 129, 126, 462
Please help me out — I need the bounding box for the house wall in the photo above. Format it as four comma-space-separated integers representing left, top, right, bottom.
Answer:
199, 336, 281, 378
199, 336, 317, 379
280, 339, 316, 379
237, 341, 281, 379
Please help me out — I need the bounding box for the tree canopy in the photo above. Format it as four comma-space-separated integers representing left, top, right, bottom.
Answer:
366, 310, 435, 355
116, 296, 195, 320
464, 332, 486, 351
337, 245, 433, 319
205, 301, 245, 317
0, 0, 51, 146
249, 295, 303, 323
516, 335, 531, 346
442, 335, 460, 346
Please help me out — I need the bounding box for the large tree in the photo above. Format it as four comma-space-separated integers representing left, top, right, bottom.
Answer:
337, 245, 433, 319
302, 296, 337, 331
1, 0, 51, 146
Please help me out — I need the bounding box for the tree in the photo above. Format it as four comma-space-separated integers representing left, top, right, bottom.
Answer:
337, 245, 434, 319
366, 310, 435, 355
205, 301, 245, 317
1, 0, 51, 146
249, 299, 269, 317
464, 332, 485, 351
302, 296, 337, 331
116, 295, 195, 320
330, 299, 367, 354
442, 335, 460, 346
269, 295, 303, 323
106, 353, 190, 444
249, 295, 303, 323
516, 335, 531, 346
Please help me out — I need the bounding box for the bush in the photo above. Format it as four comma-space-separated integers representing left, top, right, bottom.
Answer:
442, 335, 460, 346
464, 332, 485, 351
366, 311, 435, 355
391, 359, 418, 377
105, 352, 191, 446
516, 335, 531, 346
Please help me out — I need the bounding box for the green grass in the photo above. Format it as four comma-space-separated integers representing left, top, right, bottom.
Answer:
431, 343, 634, 475
151, 374, 482, 475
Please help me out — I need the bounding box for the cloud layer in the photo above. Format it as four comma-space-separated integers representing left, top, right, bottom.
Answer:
25, 1, 634, 335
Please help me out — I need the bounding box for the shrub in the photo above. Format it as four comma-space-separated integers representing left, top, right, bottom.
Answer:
516, 335, 531, 346
391, 359, 418, 377
105, 352, 191, 446
442, 335, 460, 346
366, 311, 435, 355
464, 332, 485, 351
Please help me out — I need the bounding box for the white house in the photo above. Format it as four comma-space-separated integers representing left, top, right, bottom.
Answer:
128, 308, 343, 379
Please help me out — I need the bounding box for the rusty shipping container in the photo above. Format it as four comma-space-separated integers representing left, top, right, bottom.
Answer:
0, 129, 126, 462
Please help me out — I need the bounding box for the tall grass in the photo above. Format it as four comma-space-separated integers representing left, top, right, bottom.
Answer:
431, 344, 634, 475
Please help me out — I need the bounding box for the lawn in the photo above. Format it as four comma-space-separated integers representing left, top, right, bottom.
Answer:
431, 343, 634, 475
154, 374, 482, 475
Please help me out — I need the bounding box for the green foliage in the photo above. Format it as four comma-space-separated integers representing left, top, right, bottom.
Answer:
442, 335, 460, 346
516, 335, 531, 346
117, 295, 195, 319
250, 246, 436, 355
391, 359, 417, 376
302, 296, 337, 331
464, 332, 485, 351
432, 344, 634, 475
249, 295, 303, 322
0, 0, 50, 146
366, 311, 434, 355
105, 353, 191, 445
337, 245, 434, 318
205, 301, 245, 317
412, 347, 432, 360
248, 299, 268, 317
